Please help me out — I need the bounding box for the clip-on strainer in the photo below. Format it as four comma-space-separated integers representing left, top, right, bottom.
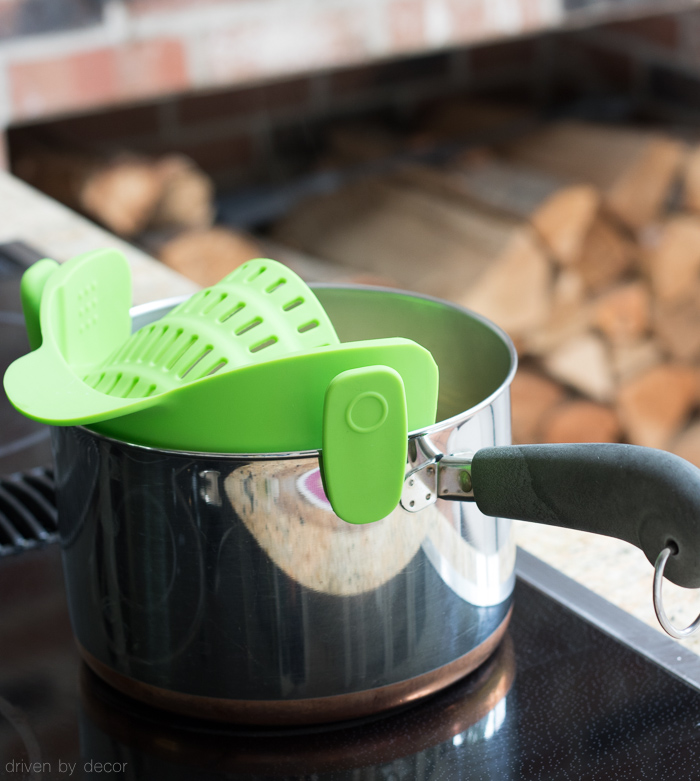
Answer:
83, 255, 341, 398
5, 250, 439, 524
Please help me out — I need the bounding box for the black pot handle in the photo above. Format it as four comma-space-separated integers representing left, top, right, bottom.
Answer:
470, 443, 700, 589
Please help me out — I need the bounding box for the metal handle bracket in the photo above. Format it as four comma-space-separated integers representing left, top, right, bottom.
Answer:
401, 452, 475, 513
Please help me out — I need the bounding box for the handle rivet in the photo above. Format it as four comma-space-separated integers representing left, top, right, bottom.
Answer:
459, 470, 472, 493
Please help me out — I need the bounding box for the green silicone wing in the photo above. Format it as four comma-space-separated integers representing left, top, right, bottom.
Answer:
91, 337, 439, 453
4, 249, 136, 423
322, 366, 408, 524
20, 258, 59, 351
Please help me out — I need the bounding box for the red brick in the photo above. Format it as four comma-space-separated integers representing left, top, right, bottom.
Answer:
470, 38, 538, 74
520, 0, 556, 30
11, 47, 114, 119
118, 39, 188, 99
10, 39, 188, 121
199, 9, 371, 86
177, 77, 312, 126
387, 0, 427, 53
604, 14, 679, 48
445, 0, 489, 43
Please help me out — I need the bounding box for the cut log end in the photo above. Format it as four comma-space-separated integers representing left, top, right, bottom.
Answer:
157, 227, 264, 287
510, 369, 567, 444
543, 333, 614, 403
541, 400, 621, 444
616, 364, 699, 449
594, 281, 651, 346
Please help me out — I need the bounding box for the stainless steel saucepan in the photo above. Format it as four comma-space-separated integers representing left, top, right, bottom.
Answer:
51, 285, 700, 725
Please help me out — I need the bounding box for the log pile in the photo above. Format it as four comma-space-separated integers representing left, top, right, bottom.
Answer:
13, 146, 262, 286
272, 118, 700, 466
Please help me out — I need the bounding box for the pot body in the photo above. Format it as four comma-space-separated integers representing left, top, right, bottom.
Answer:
52, 286, 517, 724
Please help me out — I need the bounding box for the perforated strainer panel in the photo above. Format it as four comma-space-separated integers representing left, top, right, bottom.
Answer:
82, 259, 339, 398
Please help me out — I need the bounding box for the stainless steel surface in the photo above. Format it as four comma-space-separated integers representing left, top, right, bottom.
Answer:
654, 546, 700, 639
438, 454, 474, 499
401, 461, 438, 513
53, 285, 518, 721
402, 449, 476, 513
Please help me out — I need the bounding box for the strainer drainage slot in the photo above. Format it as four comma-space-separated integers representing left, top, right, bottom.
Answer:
105, 373, 123, 395
298, 320, 319, 333
205, 360, 228, 377
218, 302, 245, 323
265, 279, 287, 294
235, 318, 262, 335
180, 347, 214, 379
250, 337, 278, 353
155, 327, 184, 365
247, 265, 267, 281
282, 297, 304, 311
166, 335, 198, 371
122, 376, 141, 398
202, 292, 229, 315
140, 325, 168, 362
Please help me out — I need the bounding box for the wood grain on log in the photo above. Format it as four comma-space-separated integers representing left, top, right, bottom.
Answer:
594, 281, 651, 346
645, 214, 700, 304
543, 333, 614, 402
575, 217, 636, 294
510, 369, 566, 444
273, 176, 553, 337
502, 121, 684, 231
617, 364, 698, 449
156, 227, 263, 287
541, 400, 621, 444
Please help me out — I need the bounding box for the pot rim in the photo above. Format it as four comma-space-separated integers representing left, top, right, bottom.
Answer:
77, 284, 518, 460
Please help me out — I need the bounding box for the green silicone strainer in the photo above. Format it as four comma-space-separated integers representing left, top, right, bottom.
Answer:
5, 250, 439, 524
83, 257, 339, 399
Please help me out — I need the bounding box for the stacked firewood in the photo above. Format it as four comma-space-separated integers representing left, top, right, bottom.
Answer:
13, 146, 263, 286
272, 119, 700, 466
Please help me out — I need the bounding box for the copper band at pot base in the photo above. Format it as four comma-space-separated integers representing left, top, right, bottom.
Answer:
79, 635, 516, 775
77, 607, 512, 726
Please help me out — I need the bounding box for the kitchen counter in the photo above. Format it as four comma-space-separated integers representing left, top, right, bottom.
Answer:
2, 170, 698, 657
0, 171, 198, 305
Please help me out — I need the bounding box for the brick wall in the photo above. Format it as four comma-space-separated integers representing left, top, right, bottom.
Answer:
0, 0, 697, 134
10, 7, 700, 190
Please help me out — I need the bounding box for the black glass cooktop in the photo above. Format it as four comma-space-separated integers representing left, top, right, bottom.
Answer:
3, 242, 700, 780
2, 546, 700, 780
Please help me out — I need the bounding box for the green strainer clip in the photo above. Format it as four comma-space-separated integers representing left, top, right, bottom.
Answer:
4, 250, 439, 524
